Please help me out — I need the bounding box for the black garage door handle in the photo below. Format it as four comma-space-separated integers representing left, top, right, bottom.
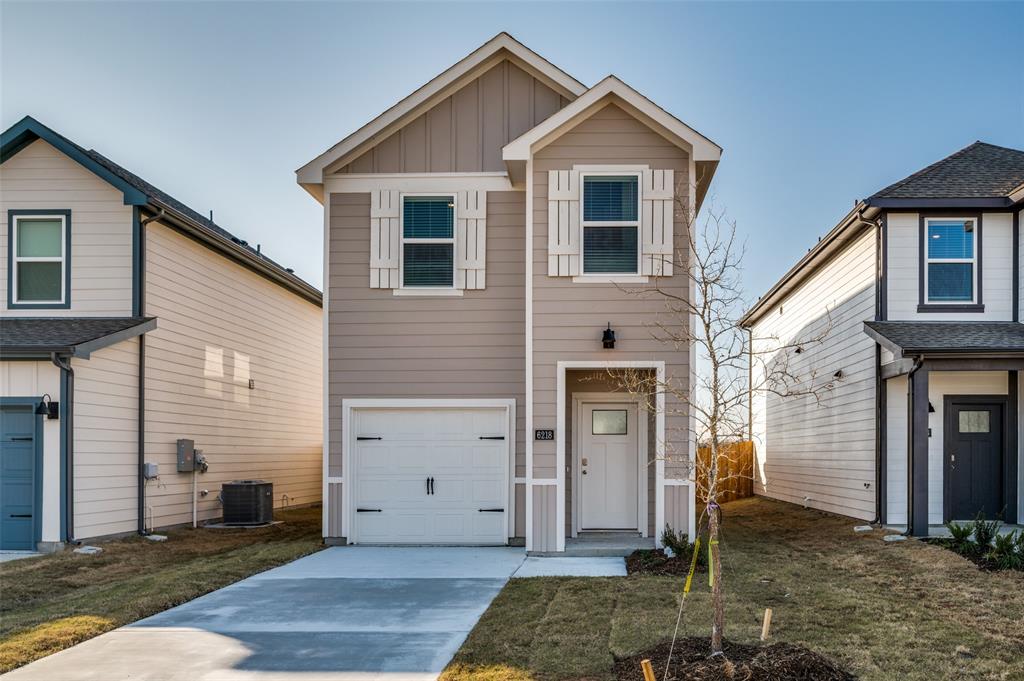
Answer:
9, 514, 32, 518
479, 436, 505, 440
357, 436, 382, 441
478, 508, 504, 512
356, 508, 382, 512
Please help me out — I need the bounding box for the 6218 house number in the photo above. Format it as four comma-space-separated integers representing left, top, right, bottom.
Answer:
535, 429, 555, 441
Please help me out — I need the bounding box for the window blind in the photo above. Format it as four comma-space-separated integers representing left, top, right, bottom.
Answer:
583, 176, 638, 222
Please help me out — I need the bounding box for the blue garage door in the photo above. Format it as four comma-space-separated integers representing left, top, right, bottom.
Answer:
1, 405, 39, 551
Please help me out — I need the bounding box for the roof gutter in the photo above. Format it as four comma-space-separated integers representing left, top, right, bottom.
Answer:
143, 200, 322, 306
741, 203, 881, 327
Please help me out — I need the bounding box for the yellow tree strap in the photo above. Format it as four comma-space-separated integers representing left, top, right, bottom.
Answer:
708, 539, 719, 587
683, 537, 701, 594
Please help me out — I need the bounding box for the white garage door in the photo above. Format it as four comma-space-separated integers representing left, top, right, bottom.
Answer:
352, 407, 509, 545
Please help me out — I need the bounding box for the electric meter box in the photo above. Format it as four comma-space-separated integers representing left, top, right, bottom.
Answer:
143, 462, 159, 480
176, 439, 195, 473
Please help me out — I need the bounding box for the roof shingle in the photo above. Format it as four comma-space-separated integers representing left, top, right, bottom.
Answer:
1, 317, 155, 355
863, 321, 1024, 356
871, 142, 1024, 200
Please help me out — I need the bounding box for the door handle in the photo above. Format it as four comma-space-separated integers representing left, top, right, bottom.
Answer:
478, 508, 504, 512
356, 508, 382, 513
9, 514, 32, 518
429, 477, 435, 495
426, 477, 430, 495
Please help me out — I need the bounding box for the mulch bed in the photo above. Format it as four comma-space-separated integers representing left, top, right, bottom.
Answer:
626, 549, 703, 577
614, 637, 856, 681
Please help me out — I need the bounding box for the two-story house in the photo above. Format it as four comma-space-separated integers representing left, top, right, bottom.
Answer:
744, 142, 1024, 536
297, 33, 721, 552
1, 117, 323, 552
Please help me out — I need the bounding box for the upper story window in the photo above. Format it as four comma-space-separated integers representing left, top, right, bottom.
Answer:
9, 211, 70, 308
581, 174, 640, 275
401, 196, 454, 289
925, 218, 976, 303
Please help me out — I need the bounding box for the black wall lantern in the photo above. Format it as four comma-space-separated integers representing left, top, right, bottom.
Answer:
602, 323, 616, 349
35, 393, 59, 420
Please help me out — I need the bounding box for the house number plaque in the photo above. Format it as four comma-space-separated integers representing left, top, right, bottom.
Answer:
535, 429, 555, 441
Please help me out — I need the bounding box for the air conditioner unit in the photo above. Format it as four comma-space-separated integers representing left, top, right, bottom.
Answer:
221, 480, 273, 525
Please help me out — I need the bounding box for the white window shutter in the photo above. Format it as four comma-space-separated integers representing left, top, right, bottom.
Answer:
547, 170, 580, 276
455, 190, 487, 290
369, 190, 400, 288
641, 169, 674, 276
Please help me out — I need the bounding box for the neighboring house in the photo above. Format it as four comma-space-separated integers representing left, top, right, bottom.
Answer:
744, 142, 1024, 536
0, 117, 323, 552
297, 33, 721, 552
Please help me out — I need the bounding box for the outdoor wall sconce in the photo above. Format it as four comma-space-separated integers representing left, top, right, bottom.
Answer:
602, 323, 616, 349
35, 394, 59, 420
794, 346, 803, 354
833, 370, 844, 380
928, 402, 936, 413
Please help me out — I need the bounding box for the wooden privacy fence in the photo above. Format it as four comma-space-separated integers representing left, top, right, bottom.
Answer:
696, 440, 754, 504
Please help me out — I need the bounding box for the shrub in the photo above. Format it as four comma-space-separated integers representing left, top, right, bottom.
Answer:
988, 531, 1023, 571
972, 513, 1001, 550
944, 521, 974, 555
661, 525, 706, 567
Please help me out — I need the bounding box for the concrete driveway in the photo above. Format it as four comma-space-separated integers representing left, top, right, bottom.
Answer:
6, 547, 527, 681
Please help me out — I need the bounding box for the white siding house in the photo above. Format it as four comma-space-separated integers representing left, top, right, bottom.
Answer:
745, 142, 1024, 535
1, 117, 322, 551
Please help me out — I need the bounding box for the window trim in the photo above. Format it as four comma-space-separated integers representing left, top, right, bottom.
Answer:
398, 193, 460, 295
7, 209, 72, 310
918, 213, 984, 313
579, 171, 642, 277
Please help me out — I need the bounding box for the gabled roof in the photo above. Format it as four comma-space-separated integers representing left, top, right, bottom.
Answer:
864, 321, 1024, 357
866, 141, 1024, 208
503, 75, 722, 163
295, 32, 587, 198
2, 116, 321, 305
0, 317, 157, 358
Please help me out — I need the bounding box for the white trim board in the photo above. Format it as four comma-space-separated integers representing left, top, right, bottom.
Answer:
571, 392, 648, 538
555, 360, 669, 551
325, 173, 514, 195
339, 398, 517, 543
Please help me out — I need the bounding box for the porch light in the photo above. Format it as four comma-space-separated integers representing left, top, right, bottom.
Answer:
35, 394, 59, 420
929, 402, 936, 413
602, 323, 616, 349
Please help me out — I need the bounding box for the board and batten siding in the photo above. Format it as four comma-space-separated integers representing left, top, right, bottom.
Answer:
72, 339, 139, 538
337, 60, 567, 175
886, 211, 1014, 321
326, 190, 526, 538
532, 104, 692, 488
143, 222, 322, 529
750, 228, 877, 520
0, 360, 62, 543
0, 139, 133, 316
886, 371, 1009, 525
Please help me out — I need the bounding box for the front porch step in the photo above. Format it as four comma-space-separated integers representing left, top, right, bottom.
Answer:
530, 532, 655, 557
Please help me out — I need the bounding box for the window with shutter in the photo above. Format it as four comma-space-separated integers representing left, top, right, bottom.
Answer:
581, 174, 640, 275
402, 196, 455, 288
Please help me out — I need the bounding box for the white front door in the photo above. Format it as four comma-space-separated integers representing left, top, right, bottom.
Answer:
580, 402, 639, 530
352, 407, 508, 544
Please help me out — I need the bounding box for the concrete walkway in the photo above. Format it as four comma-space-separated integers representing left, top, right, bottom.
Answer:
6, 547, 628, 680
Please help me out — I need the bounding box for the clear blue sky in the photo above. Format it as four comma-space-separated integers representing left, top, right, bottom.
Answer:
3, 1, 1021, 298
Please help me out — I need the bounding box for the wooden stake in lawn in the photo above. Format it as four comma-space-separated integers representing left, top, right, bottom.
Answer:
640, 658, 656, 681
613, 195, 833, 658
761, 608, 773, 641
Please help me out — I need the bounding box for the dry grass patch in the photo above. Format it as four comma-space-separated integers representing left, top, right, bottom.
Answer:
443, 497, 1024, 681
0, 506, 323, 673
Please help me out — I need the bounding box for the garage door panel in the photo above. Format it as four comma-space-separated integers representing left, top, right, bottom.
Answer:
352, 406, 509, 545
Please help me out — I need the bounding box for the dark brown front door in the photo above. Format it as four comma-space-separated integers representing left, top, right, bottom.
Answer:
945, 399, 1004, 521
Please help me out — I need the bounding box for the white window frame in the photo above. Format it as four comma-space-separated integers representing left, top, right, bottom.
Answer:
11, 213, 68, 305
924, 217, 977, 305
578, 171, 642, 278
398, 193, 458, 294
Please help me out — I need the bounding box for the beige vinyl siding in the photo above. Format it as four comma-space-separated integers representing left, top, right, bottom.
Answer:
664, 484, 692, 540
886, 211, 1013, 321
327, 190, 526, 537
72, 339, 139, 539
750, 229, 877, 521
0, 360, 62, 543
532, 104, 692, 489
531, 483, 558, 552
338, 61, 567, 174
0, 139, 133, 316
143, 222, 322, 529
885, 371, 1008, 525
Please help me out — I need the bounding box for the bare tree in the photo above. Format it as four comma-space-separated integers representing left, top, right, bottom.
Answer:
614, 197, 833, 659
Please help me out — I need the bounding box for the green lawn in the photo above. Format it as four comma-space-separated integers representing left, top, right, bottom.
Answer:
443, 497, 1024, 681
0, 506, 323, 673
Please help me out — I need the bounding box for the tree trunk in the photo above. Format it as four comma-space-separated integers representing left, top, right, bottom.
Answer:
709, 502, 724, 656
